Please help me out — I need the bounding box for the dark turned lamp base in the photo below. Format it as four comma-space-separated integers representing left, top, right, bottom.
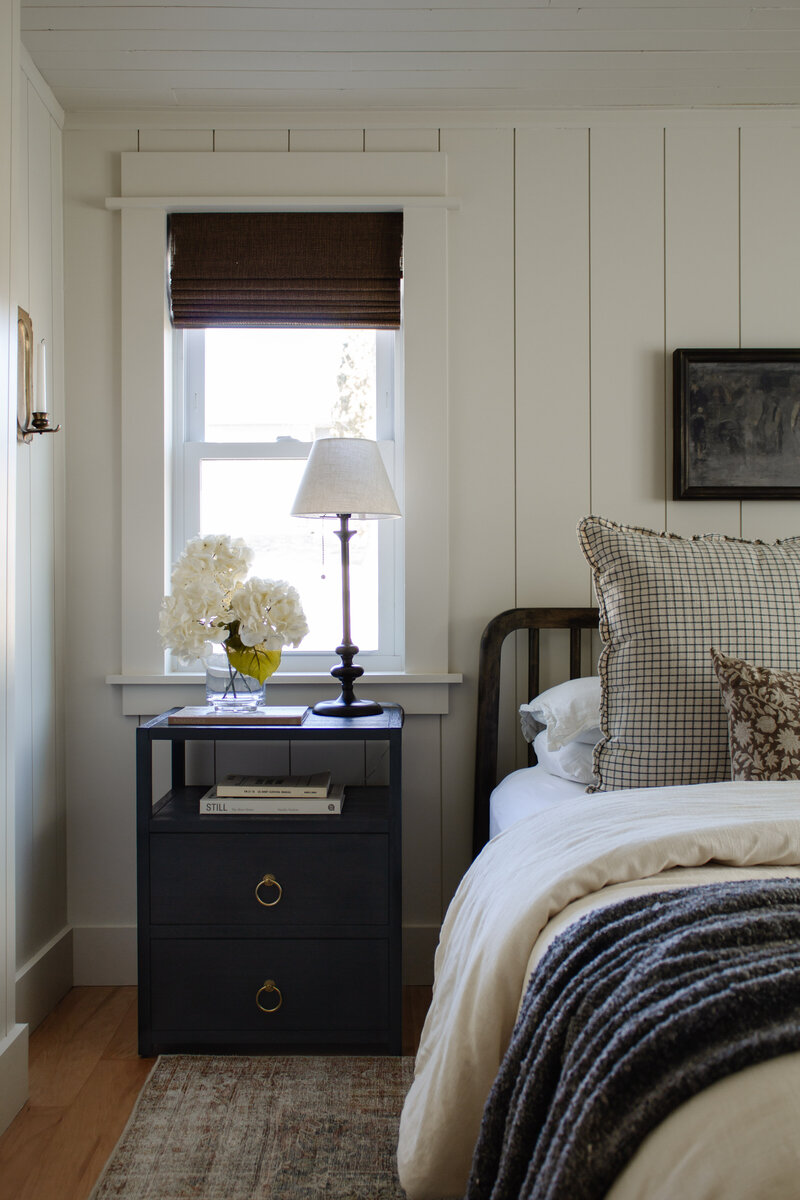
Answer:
313, 640, 383, 718
312, 696, 383, 718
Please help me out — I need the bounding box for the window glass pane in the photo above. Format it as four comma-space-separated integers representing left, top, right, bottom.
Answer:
199, 458, 379, 653
204, 328, 377, 442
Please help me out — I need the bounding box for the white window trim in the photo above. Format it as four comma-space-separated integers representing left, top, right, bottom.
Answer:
112, 152, 460, 715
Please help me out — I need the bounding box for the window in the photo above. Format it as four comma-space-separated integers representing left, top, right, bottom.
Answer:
117, 152, 451, 710
172, 325, 402, 670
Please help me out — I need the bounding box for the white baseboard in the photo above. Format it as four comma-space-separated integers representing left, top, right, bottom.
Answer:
72, 922, 439, 987
73, 925, 137, 985
16, 926, 73, 1032
0, 1023, 28, 1136
402, 923, 439, 985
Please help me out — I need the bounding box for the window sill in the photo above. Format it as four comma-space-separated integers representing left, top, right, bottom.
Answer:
106, 671, 463, 717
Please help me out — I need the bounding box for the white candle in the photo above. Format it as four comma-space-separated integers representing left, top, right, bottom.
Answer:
34, 339, 46, 413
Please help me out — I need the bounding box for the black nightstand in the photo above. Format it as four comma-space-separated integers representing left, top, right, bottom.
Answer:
136, 705, 403, 1055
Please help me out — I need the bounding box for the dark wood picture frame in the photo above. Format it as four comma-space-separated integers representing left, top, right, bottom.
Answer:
673, 348, 800, 500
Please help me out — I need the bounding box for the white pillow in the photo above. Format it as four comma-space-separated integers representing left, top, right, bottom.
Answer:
519, 676, 602, 750
533, 730, 596, 785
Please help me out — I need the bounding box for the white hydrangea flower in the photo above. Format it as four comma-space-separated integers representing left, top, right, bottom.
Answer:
158, 538, 308, 672
172, 534, 252, 593
229, 577, 309, 650
266, 586, 310, 647
158, 594, 216, 663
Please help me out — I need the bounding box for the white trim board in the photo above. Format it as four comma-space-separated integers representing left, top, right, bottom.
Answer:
107, 674, 462, 717
117, 150, 452, 685
0, 1024, 28, 1137
66, 108, 800, 134
119, 151, 447, 199
72, 925, 138, 987
15, 926, 73, 1033
106, 195, 459, 211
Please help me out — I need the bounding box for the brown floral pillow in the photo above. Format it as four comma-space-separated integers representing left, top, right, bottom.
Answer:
710, 648, 800, 781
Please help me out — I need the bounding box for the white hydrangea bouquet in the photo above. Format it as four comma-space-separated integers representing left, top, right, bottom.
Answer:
159, 534, 308, 705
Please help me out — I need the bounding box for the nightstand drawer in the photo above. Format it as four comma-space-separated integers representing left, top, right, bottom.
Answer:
149, 833, 389, 926
149, 937, 389, 1034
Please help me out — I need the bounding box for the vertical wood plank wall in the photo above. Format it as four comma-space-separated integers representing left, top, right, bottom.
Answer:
2, 44, 65, 1134
440, 127, 516, 901
515, 127, 591, 607
590, 127, 666, 531
664, 127, 741, 539
740, 128, 800, 541
13, 59, 68, 1031
62, 113, 800, 987
0, 0, 23, 1134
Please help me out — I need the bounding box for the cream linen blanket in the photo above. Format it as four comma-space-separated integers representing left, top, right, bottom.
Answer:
396, 782, 800, 1200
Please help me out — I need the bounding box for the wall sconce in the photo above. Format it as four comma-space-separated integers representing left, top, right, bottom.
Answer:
17, 308, 61, 444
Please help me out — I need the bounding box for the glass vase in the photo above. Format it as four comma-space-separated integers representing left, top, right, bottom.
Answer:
205, 649, 265, 712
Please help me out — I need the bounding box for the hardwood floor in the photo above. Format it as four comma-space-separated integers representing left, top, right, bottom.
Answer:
0, 988, 151, 1200
0, 984, 432, 1200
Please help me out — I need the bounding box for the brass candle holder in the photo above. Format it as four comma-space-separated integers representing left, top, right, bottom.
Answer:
17, 309, 61, 444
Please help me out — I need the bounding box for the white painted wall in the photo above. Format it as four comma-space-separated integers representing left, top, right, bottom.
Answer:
0, 9, 66, 1139
62, 109, 800, 988
13, 50, 68, 1036
0, 0, 28, 1139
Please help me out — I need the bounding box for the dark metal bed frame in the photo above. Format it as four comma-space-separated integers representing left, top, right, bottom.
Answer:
472, 606, 598, 857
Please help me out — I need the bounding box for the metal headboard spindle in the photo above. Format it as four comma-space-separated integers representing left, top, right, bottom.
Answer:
472, 607, 598, 858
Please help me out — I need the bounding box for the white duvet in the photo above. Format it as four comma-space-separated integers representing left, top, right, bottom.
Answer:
397, 781, 800, 1200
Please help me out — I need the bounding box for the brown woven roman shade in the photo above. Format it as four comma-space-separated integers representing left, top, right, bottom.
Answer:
168, 212, 403, 329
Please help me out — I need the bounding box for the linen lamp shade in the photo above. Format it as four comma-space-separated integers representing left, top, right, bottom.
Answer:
291, 438, 401, 520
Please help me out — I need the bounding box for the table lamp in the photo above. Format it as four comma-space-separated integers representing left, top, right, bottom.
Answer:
291, 437, 401, 717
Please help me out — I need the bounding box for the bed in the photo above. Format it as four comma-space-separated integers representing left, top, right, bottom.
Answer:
397, 516, 800, 1200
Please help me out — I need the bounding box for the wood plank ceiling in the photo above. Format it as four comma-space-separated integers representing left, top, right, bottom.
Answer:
20, 2, 800, 113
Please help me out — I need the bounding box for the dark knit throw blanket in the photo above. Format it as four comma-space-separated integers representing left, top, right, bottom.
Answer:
466, 877, 800, 1200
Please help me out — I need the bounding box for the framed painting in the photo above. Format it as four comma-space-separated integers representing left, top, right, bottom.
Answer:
674, 348, 800, 500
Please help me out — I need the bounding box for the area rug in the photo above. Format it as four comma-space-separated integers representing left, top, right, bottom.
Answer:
89, 1055, 415, 1199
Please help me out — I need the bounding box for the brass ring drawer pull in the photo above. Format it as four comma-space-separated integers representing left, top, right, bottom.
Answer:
256, 979, 282, 1013
255, 874, 282, 906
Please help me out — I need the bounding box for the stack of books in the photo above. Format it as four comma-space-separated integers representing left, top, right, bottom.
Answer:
199, 771, 344, 815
